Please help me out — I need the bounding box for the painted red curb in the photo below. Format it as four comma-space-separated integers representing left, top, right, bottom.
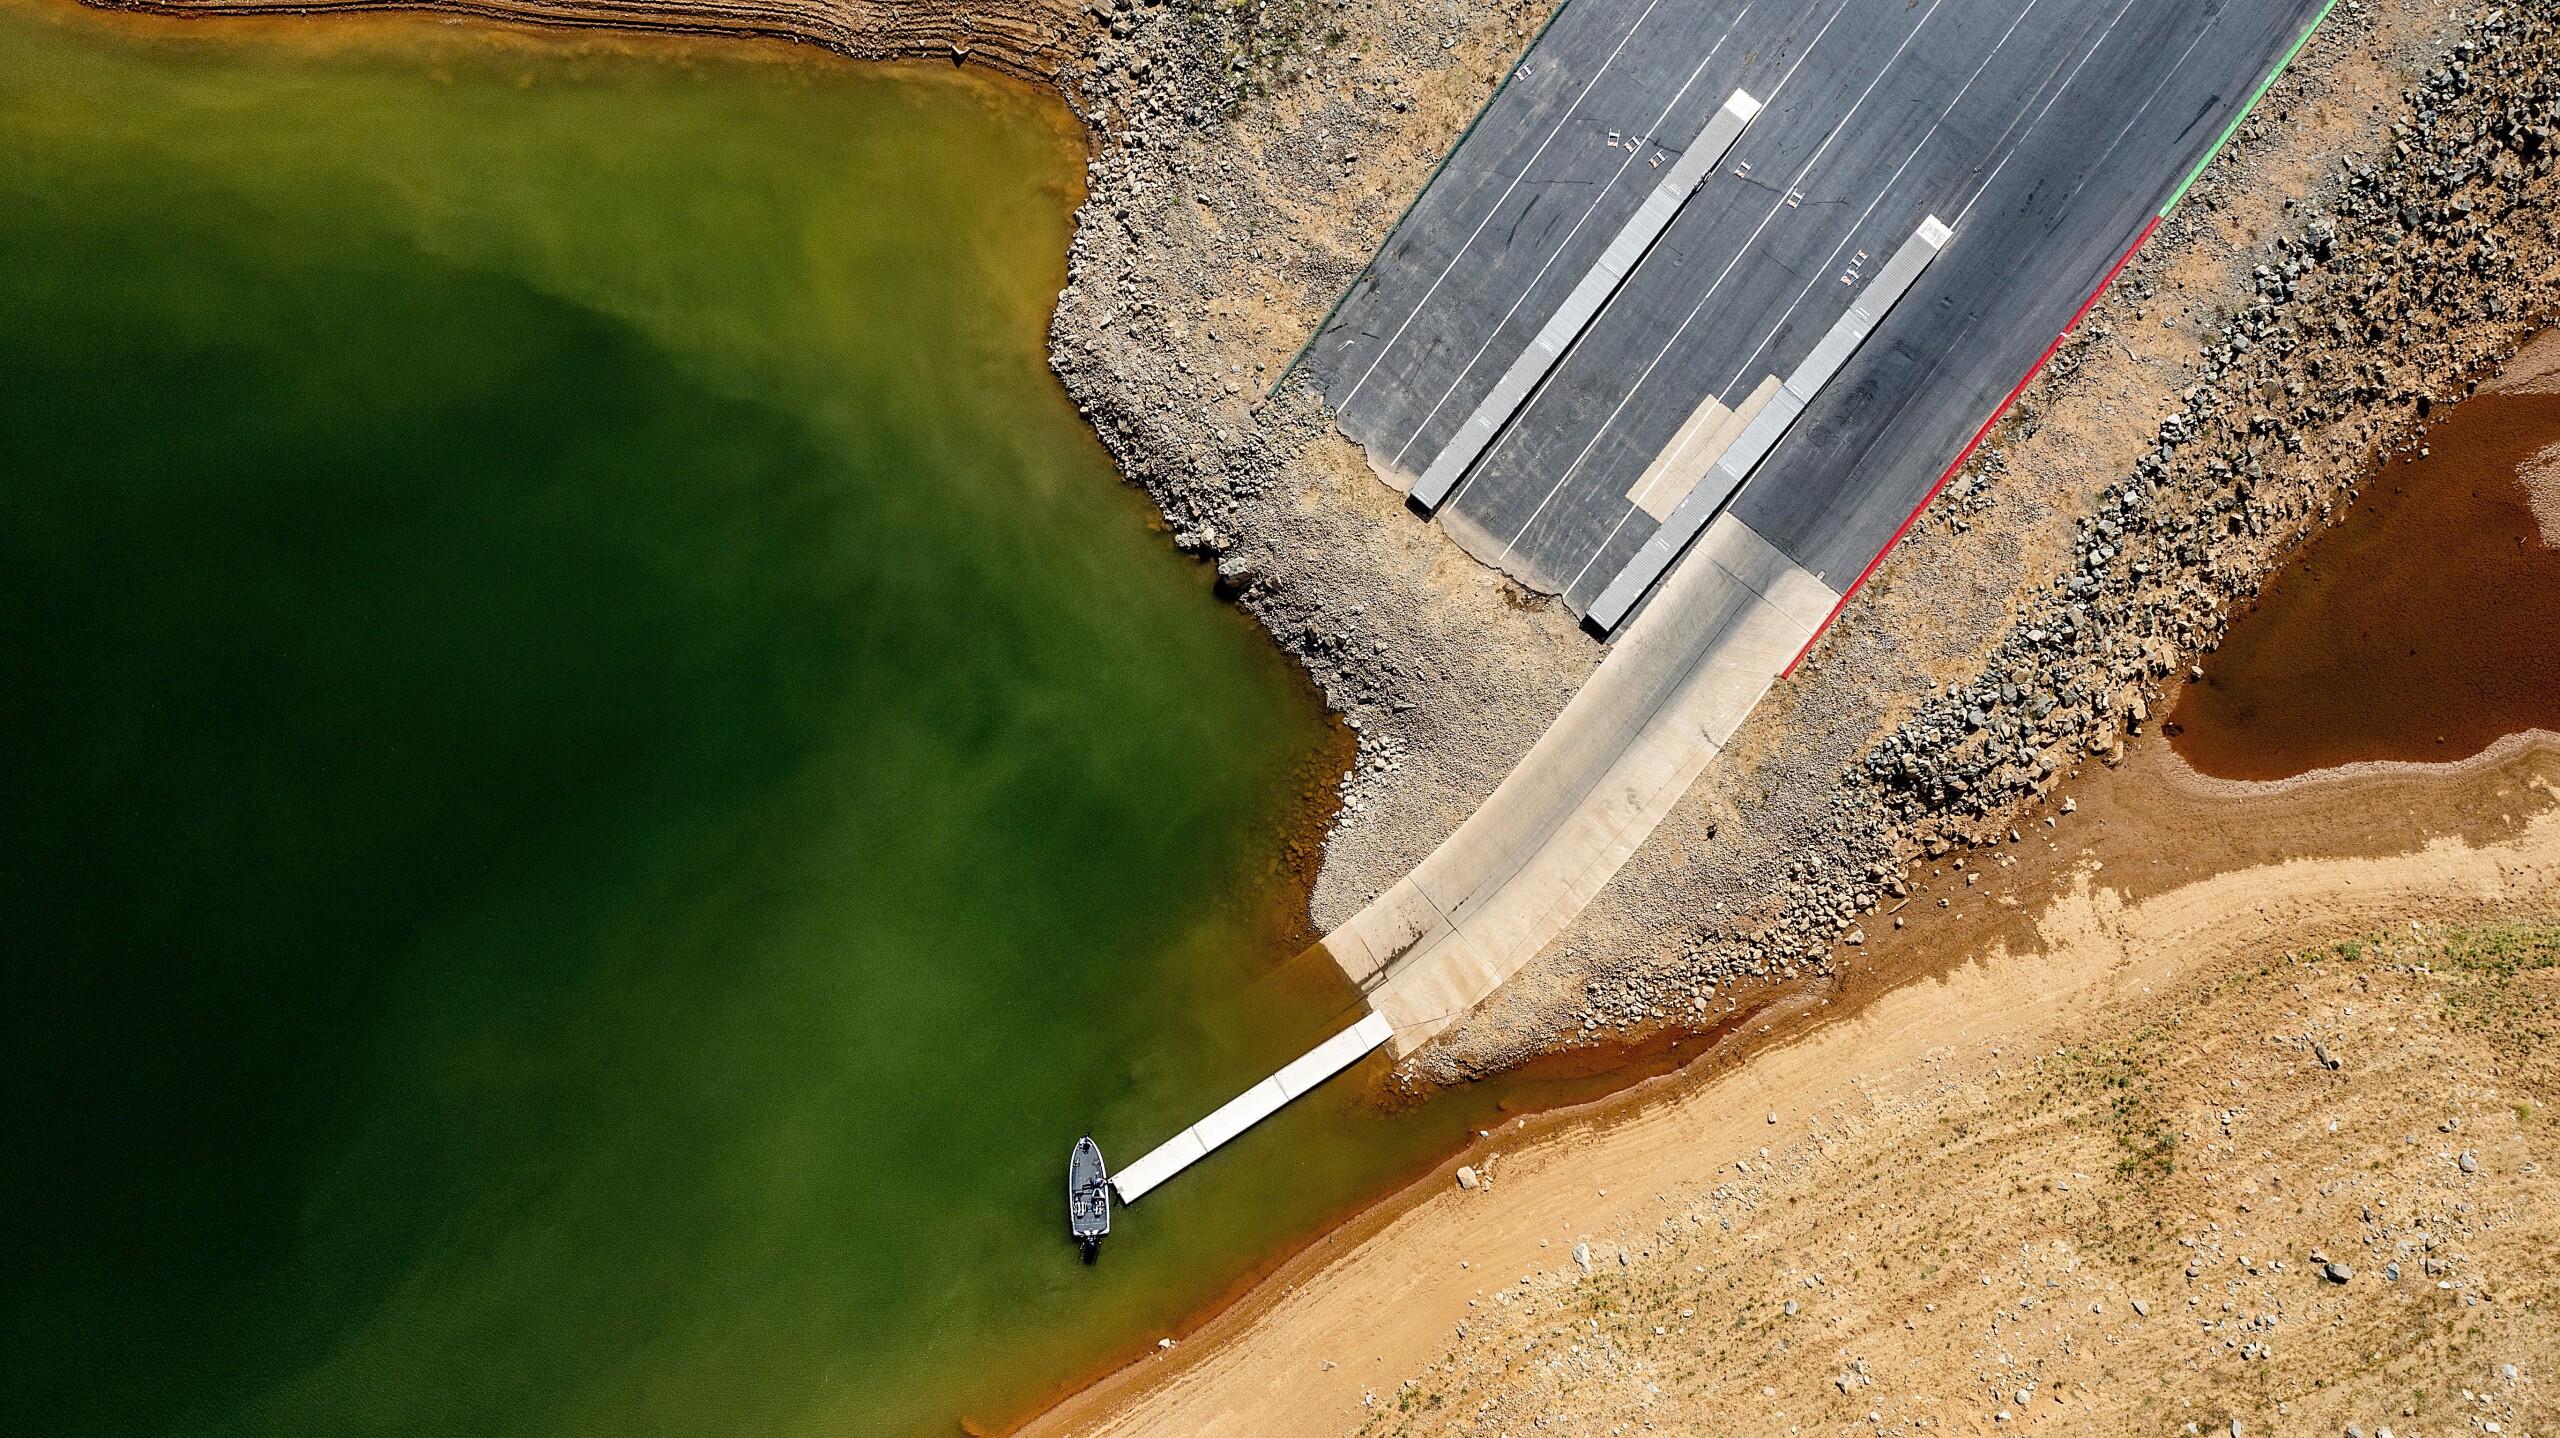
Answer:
1781, 212, 2164, 678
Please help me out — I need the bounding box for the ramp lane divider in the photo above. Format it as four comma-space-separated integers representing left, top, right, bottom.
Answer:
1585, 214, 1953, 636
1110, 1011, 1397, 1204
1386, 10, 1760, 476
1406, 89, 1764, 515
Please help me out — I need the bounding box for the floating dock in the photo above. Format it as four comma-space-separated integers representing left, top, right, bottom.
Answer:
1110, 1010, 1396, 1204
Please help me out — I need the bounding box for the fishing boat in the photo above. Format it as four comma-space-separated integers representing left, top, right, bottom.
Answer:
1068, 1135, 1110, 1262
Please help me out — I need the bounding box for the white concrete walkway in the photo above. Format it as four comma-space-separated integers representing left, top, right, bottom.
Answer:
1322, 512, 1836, 1054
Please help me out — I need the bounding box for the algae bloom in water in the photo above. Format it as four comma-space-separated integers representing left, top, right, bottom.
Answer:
0, 5, 1389, 1435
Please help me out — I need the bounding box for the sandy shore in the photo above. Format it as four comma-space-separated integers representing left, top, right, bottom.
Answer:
1030, 729, 2560, 1436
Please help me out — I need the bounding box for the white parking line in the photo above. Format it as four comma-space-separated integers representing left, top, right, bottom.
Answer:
1533, 0, 2061, 586
1953, 0, 2158, 232
1713, 0, 2048, 405
1329, 0, 1681, 424
1384, 7, 1762, 472
1496, 0, 1955, 577
1958, 0, 2230, 236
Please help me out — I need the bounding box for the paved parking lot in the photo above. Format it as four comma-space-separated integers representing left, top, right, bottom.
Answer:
1308, 0, 2327, 621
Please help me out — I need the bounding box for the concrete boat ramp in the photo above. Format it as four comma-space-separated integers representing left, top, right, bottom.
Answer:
1105, 0, 2341, 1208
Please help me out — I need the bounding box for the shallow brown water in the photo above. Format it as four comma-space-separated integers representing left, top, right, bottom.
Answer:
2169, 387, 2560, 781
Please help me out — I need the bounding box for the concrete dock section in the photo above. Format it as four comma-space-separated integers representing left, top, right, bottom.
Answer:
1111, 1011, 1395, 1204
1623, 374, 1780, 521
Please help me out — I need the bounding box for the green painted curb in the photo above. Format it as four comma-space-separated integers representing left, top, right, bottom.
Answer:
2159, 0, 2342, 218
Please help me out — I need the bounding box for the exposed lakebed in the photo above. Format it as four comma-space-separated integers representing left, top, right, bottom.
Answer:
2169, 346, 2560, 783
0, 5, 1642, 1434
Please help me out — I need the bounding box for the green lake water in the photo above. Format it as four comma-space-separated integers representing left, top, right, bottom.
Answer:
0, 6, 1570, 1434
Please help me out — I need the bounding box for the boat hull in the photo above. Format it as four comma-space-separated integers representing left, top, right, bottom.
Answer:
1068, 1136, 1109, 1260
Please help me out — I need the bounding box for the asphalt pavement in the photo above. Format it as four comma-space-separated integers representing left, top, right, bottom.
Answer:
1307, 0, 2328, 620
